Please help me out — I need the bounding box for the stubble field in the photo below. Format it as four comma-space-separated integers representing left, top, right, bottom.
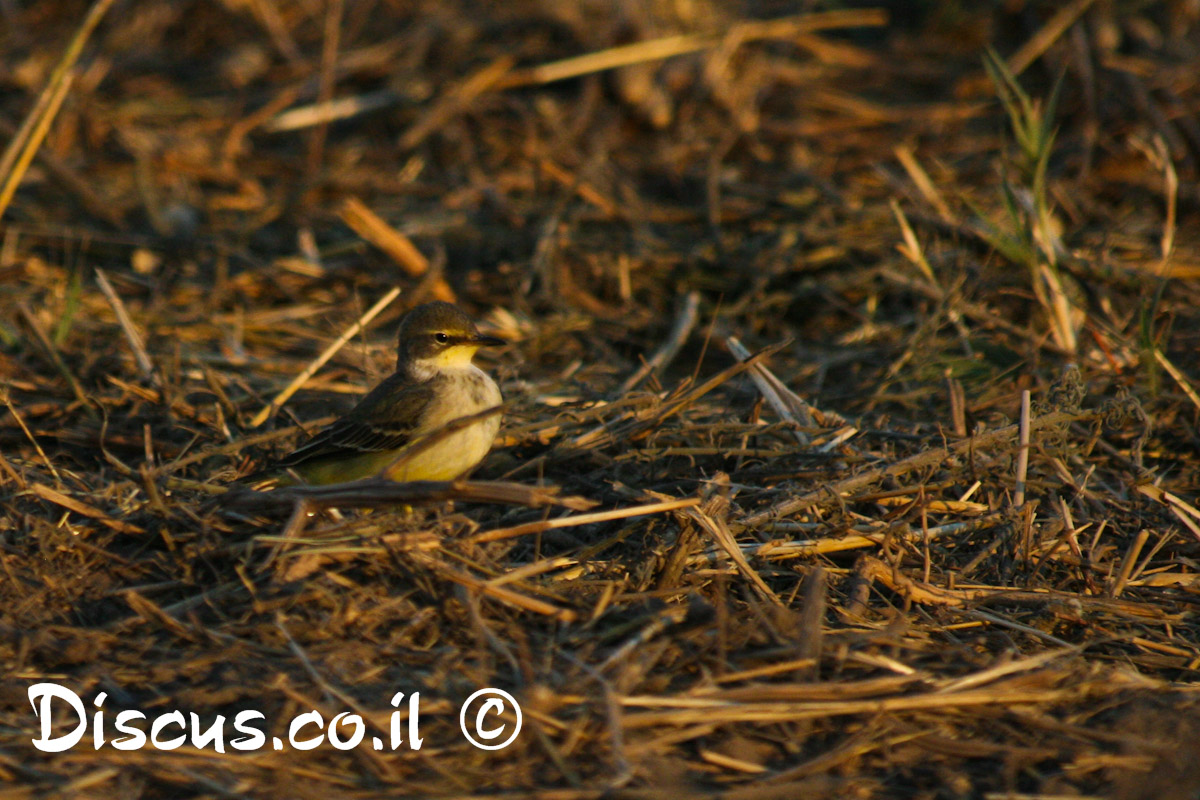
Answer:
2, 2, 1200, 797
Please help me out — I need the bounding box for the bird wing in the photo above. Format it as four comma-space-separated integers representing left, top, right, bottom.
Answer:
272, 372, 435, 469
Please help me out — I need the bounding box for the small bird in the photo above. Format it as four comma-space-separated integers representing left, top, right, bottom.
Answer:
248, 301, 504, 487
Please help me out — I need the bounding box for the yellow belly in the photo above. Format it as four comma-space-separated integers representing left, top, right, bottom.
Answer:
384, 412, 502, 481
290, 366, 501, 485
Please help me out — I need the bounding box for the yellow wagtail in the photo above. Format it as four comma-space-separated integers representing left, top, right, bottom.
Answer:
248, 301, 504, 487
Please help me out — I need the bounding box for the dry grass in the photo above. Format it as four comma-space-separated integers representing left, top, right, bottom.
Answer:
2, 1, 1200, 797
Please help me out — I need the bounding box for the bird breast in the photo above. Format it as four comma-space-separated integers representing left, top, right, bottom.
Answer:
386, 366, 502, 482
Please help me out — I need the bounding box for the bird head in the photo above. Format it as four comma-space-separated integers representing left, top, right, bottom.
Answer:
395, 301, 505, 375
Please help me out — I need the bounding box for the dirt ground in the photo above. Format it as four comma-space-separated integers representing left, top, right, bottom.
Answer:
3, 1, 1200, 798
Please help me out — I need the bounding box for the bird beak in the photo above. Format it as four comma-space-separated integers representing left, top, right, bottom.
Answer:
471, 334, 506, 348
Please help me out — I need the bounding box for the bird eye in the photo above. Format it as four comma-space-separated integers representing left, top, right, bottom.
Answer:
434, 332, 450, 343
